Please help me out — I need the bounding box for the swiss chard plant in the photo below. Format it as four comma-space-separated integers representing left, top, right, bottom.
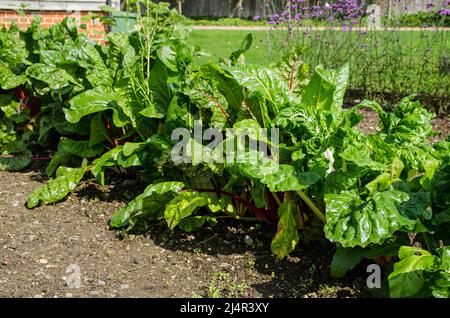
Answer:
0, 0, 448, 298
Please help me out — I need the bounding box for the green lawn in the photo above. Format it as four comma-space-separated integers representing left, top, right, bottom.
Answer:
188, 29, 450, 66
187, 29, 450, 108
188, 30, 274, 66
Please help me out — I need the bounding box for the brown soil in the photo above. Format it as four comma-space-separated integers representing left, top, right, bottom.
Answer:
0, 167, 368, 298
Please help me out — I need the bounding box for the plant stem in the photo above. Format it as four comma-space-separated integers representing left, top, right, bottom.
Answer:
296, 190, 326, 223
272, 192, 282, 206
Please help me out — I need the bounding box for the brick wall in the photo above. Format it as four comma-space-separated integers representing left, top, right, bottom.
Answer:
0, 10, 108, 42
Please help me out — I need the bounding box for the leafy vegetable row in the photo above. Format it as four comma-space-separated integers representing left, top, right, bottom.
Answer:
0, 1, 449, 298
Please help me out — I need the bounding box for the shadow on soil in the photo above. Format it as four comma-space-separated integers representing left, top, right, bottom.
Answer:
70, 177, 373, 298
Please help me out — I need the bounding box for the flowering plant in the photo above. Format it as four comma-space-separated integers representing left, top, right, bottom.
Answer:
262, 0, 366, 28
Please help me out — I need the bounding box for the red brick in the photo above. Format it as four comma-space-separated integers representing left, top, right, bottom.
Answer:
0, 9, 106, 41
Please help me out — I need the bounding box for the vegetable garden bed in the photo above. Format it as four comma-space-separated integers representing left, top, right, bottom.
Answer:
0, 167, 366, 298
1, 1, 449, 298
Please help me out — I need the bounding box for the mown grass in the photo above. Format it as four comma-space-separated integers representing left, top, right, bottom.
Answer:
188, 29, 272, 66
188, 28, 450, 111
188, 29, 450, 66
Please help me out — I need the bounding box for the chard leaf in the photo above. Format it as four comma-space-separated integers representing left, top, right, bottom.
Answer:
225, 65, 290, 112
65, 86, 117, 124
331, 242, 404, 278
339, 143, 386, 171
273, 45, 309, 96
431, 158, 450, 215
302, 64, 349, 115
325, 190, 417, 248
46, 137, 104, 176
157, 45, 177, 72
381, 96, 435, 143
147, 59, 171, 115
431, 272, 450, 298
0, 94, 28, 124
331, 247, 365, 278
110, 182, 185, 229
365, 157, 404, 193
229, 156, 320, 192
271, 200, 299, 259
26, 165, 86, 208
27, 63, 80, 90
229, 33, 253, 65
201, 64, 244, 113
178, 215, 215, 233
389, 246, 440, 298
89, 113, 112, 147
164, 191, 216, 229
250, 182, 268, 208
0, 154, 31, 171
92, 147, 123, 186
0, 62, 27, 90
80, 45, 113, 87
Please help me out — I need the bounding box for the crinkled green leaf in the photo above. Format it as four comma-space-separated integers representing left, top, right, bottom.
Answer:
65, 86, 117, 124
0, 62, 27, 90
365, 157, 404, 193
27, 63, 80, 90
339, 143, 386, 171
110, 182, 185, 229
164, 190, 216, 229
389, 246, 440, 298
302, 64, 349, 115
225, 65, 291, 113
431, 272, 450, 298
325, 190, 418, 248
26, 165, 86, 208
